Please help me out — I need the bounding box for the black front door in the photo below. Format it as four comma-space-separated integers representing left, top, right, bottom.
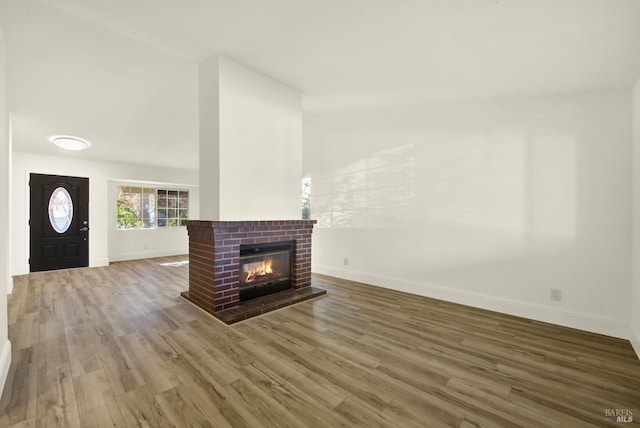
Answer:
30, 173, 89, 272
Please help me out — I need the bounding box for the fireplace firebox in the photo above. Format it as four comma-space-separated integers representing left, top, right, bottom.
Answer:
239, 241, 293, 301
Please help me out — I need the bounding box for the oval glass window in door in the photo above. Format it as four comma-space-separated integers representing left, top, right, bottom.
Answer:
49, 187, 73, 233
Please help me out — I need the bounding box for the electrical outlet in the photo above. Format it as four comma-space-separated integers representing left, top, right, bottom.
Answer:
550, 289, 562, 302
343, 258, 349, 266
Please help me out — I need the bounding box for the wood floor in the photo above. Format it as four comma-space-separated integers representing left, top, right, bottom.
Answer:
0, 256, 638, 427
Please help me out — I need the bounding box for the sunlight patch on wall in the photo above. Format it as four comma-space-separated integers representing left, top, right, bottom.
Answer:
312, 144, 415, 228
311, 130, 576, 250
416, 132, 527, 236
528, 133, 577, 244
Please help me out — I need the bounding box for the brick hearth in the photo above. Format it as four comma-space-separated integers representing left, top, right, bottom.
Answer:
181, 220, 325, 323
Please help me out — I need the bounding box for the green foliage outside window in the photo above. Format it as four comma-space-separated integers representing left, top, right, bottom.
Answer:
302, 177, 311, 220
117, 198, 142, 229
116, 186, 188, 230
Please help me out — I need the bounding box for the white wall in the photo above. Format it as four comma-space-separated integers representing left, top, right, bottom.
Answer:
198, 56, 302, 221
0, 22, 11, 396
632, 77, 640, 357
11, 152, 198, 274
306, 91, 632, 339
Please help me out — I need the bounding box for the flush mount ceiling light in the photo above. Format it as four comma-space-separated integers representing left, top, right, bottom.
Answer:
51, 135, 90, 151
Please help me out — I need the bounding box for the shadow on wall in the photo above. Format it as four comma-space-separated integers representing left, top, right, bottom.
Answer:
313, 132, 576, 244
306, 91, 630, 320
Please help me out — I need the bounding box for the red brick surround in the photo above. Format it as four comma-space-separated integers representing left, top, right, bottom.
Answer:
182, 220, 317, 316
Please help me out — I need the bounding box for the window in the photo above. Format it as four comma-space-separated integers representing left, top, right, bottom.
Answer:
302, 176, 311, 219
117, 186, 188, 230
49, 187, 74, 233
156, 189, 189, 227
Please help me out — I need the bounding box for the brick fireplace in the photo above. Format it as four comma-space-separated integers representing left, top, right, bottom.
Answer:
181, 220, 325, 323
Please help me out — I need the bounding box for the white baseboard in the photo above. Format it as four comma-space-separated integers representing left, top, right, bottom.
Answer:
631, 325, 640, 360
313, 264, 630, 340
0, 340, 11, 397
12, 265, 28, 276
109, 249, 188, 263
90, 258, 110, 268
6, 275, 12, 295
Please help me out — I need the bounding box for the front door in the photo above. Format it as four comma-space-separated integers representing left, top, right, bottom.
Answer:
30, 173, 89, 272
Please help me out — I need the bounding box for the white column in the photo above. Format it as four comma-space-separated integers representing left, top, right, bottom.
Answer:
198, 56, 221, 220
197, 56, 302, 221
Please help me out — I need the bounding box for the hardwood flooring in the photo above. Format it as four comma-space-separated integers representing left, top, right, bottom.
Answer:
0, 256, 638, 427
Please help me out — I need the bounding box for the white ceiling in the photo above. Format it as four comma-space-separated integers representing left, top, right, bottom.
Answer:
1, 0, 640, 170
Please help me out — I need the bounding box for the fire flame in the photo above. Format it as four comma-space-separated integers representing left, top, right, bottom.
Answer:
245, 258, 273, 283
